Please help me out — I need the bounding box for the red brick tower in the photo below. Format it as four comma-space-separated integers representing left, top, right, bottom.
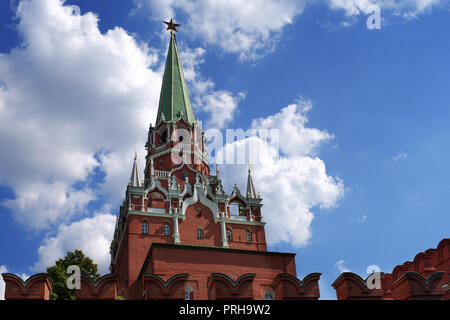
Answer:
108, 22, 320, 300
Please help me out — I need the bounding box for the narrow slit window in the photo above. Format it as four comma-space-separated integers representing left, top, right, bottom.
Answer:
142, 223, 148, 235
226, 230, 232, 241
163, 224, 171, 236
246, 231, 252, 243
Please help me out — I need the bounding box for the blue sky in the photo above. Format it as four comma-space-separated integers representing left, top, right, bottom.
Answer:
0, 0, 449, 300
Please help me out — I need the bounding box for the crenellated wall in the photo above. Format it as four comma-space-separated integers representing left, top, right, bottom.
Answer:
2, 270, 320, 300
332, 238, 450, 300
1, 273, 52, 300
133, 243, 320, 300
139, 271, 321, 300
75, 274, 119, 300
5, 238, 447, 300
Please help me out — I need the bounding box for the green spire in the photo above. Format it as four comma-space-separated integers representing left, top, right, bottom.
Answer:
156, 32, 195, 125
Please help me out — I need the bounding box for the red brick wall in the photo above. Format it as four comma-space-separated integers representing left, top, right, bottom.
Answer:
179, 202, 222, 247
138, 244, 297, 300
224, 224, 266, 251
75, 275, 119, 300
2, 273, 52, 300
333, 238, 450, 300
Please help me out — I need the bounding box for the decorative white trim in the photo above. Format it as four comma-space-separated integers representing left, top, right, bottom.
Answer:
221, 219, 228, 247
145, 179, 169, 198
169, 175, 180, 191
228, 185, 247, 205
128, 210, 169, 218
180, 179, 193, 198
147, 146, 209, 166
229, 215, 247, 221
173, 216, 180, 244
154, 170, 170, 179
181, 176, 219, 219
168, 161, 198, 178
224, 219, 265, 226
205, 184, 215, 200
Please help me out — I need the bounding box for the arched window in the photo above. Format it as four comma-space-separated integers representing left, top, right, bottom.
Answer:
197, 228, 204, 239
163, 224, 171, 236
142, 223, 148, 234
265, 290, 275, 300
226, 230, 232, 241
246, 231, 252, 243
185, 285, 193, 300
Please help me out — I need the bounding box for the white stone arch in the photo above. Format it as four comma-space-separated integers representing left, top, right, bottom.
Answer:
145, 183, 168, 212
227, 185, 248, 209
168, 161, 199, 182
181, 179, 219, 219
145, 180, 169, 198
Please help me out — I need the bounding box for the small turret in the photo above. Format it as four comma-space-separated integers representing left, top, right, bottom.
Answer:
129, 152, 142, 187
246, 165, 257, 199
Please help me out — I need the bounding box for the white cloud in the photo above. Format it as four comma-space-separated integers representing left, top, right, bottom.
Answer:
335, 259, 351, 273
0, 0, 244, 274
20, 273, 29, 281
0, 0, 344, 276
98, 151, 143, 207
251, 98, 333, 157
318, 276, 338, 300
178, 44, 244, 129
216, 99, 344, 247
392, 151, 408, 161
0, 0, 161, 230
358, 214, 368, 224
197, 91, 245, 129
32, 209, 116, 274
3, 182, 94, 230
134, 0, 306, 61
134, 0, 449, 57
256, 155, 343, 246
0, 265, 6, 300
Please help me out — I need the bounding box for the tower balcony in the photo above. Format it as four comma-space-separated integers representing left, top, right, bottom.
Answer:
153, 170, 169, 179
229, 215, 248, 222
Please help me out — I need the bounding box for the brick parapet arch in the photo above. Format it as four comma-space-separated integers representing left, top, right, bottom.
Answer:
2, 273, 53, 300
207, 273, 256, 299
391, 271, 445, 300
75, 274, 119, 300
142, 273, 189, 299
332, 272, 383, 300
270, 273, 321, 300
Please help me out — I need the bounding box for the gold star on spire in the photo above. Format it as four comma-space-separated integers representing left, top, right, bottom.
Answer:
163, 19, 180, 33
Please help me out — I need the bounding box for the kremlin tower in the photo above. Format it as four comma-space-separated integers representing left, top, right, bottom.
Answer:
2, 20, 447, 302
107, 20, 321, 300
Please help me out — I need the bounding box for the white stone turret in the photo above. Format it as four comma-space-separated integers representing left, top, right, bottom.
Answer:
129, 152, 142, 187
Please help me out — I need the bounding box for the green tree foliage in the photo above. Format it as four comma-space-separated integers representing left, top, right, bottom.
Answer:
46, 250, 101, 300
